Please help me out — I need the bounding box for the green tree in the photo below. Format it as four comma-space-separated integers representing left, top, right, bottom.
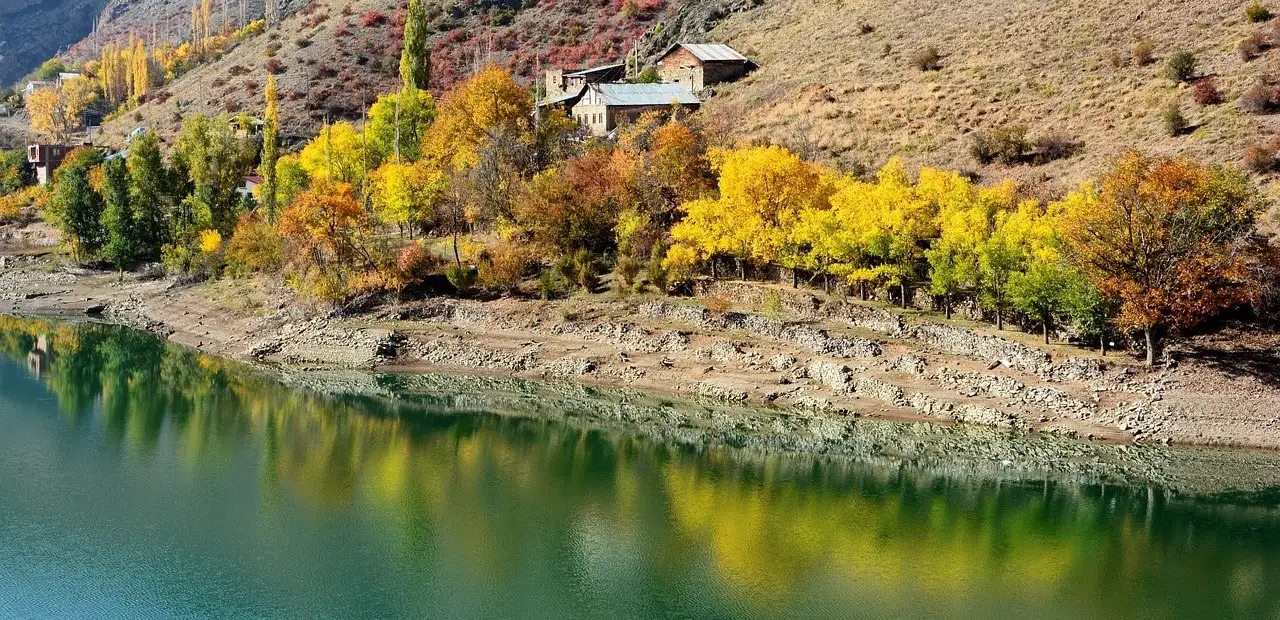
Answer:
366, 87, 437, 164
101, 158, 139, 274
174, 113, 254, 236
49, 152, 106, 260
400, 0, 431, 91
0, 150, 33, 195
127, 131, 170, 258
1009, 258, 1078, 343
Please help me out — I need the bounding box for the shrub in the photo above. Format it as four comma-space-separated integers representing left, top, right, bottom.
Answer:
646, 242, 669, 292
445, 264, 478, 294
265, 58, 286, 75
1240, 32, 1268, 60
361, 10, 387, 26
857, 21, 874, 35
1132, 40, 1155, 66
705, 295, 731, 315
616, 255, 642, 290
1192, 78, 1223, 105
394, 241, 442, 290
225, 213, 283, 276
763, 290, 783, 318
570, 248, 598, 291
912, 46, 941, 71
479, 243, 534, 292
1162, 103, 1189, 136
538, 269, 569, 300
1162, 51, 1196, 82
1248, 0, 1274, 22
970, 124, 1029, 164
1239, 82, 1278, 113
1244, 144, 1276, 172
296, 37, 313, 48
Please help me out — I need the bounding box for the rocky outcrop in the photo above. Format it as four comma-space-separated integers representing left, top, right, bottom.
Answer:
0, 0, 109, 84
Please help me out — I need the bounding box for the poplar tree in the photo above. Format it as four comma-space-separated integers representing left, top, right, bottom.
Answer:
101, 158, 139, 274
128, 130, 170, 257
260, 74, 280, 220
50, 154, 106, 261
400, 0, 431, 91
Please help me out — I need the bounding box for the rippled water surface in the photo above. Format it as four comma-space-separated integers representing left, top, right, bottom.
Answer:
2, 317, 1280, 619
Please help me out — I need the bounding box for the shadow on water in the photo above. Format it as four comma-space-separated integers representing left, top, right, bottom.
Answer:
4, 315, 1280, 619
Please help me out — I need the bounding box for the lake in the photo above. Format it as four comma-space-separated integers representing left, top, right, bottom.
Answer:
2, 316, 1280, 619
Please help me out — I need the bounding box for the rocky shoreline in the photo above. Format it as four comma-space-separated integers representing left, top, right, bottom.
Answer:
6, 253, 1280, 454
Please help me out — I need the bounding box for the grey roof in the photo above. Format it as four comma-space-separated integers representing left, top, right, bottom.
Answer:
595, 83, 700, 106
565, 63, 624, 77
662, 43, 748, 62
538, 86, 586, 107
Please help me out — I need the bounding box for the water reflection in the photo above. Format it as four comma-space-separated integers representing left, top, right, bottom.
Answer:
2, 316, 1280, 619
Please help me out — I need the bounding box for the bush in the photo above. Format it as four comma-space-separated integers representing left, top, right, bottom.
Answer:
265, 58, 286, 75
1239, 82, 1278, 113
762, 290, 783, 318
570, 248, 598, 291
445, 264, 477, 294
394, 241, 442, 290
970, 124, 1029, 165
1132, 40, 1155, 67
1163, 103, 1189, 136
1192, 78, 1223, 105
1240, 32, 1268, 60
1248, 0, 1273, 22
912, 46, 942, 71
646, 242, 669, 292
361, 10, 387, 26
478, 243, 534, 292
224, 213, 283, 276
538, 269, 569, 300
1162, 51, 1196, 82
1244, 144, 1276, 172
705, 295, 731, 315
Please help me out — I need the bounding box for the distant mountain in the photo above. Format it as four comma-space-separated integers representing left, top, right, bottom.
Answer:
0, 0, 111, 85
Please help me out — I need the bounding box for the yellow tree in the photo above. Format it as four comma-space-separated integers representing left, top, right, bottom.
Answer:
27, 89, 69, 141
1057, 151, 1268, 365
298, 121, 370, 188
370, 161, 445, 233
421, 66, 533, 171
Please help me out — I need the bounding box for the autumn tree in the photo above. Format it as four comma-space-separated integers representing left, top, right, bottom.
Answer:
1058, 151, 1268, 365
298, 121, 370, 188
278, 182, 386, 301
260, 74, 280, 220
366, 87, 437, 164
421, 66, 533, 171
27, 89, 69, 141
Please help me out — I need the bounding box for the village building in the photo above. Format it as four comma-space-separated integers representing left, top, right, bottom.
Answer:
656, 43, 752, 93
543, 63, 626, 99
22, 81, 54, 97
26, 144, 75, 185
567, 83, 700, 136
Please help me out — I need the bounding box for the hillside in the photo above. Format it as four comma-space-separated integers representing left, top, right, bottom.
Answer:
0, 0, 111, 84
91, 0, 720, 147
703, 0, 1280, 190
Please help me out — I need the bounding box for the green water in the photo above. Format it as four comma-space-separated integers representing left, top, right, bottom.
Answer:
2, 318, 1280, 619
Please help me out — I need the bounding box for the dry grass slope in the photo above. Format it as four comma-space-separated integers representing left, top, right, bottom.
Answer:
705, 0, 1280, 190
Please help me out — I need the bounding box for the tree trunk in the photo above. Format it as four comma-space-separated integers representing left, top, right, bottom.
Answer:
736, 258, 745, 280
1145, 327, 1158, 367
1042, 318, 1049, 344
944, 293, 952, 320
996, 309, 1004, 330
1100, 337, 1107, 357
710, 258, 718, 280
899, 283, 907, 309
452, 231, 461, 268
791, 269, 798, 288
823, 273, 830, 294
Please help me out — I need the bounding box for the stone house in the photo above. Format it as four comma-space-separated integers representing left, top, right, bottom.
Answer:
566, 83, 700, 136
656, 43, 752, 93
543, 63, 626, 99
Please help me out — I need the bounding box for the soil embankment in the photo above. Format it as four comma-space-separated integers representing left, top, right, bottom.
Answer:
5, 252, 1280, 451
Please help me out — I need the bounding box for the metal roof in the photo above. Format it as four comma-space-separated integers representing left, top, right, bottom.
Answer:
538, 86, 586, 107
662, 43, 748, 63
565, 63, 624, 77
594, 83, 700, 106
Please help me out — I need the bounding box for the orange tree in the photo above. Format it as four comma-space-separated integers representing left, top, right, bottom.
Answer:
1058, 151, 1269, 365
277, 182, 387, 301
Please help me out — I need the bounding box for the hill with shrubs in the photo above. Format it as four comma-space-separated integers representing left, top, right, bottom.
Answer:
703, 0, 1280, 195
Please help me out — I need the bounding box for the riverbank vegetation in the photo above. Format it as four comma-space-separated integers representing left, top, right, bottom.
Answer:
0, 3, 1275, 367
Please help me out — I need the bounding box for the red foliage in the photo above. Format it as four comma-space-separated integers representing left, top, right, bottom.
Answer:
361, 10, 388, 26
265, 58, 287, 75
1193, 78, 1222, 105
